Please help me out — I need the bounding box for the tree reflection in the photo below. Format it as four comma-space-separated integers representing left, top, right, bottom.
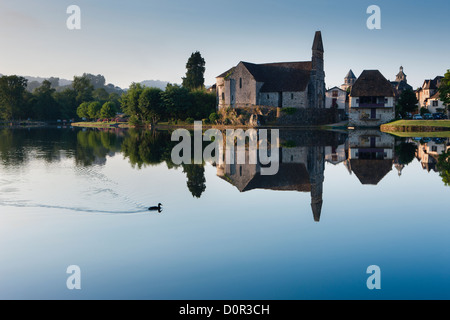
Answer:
437, 150, 450, 186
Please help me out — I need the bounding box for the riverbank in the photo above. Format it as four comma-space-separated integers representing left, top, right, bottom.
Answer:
70, 122, 133, 128
381, 120, 450, 133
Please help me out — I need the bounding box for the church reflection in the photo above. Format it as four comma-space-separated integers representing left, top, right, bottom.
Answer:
216, 130, 345, 222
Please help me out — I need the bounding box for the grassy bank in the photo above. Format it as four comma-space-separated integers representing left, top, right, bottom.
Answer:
381, 120, 450, 133
71, 122, 133, 128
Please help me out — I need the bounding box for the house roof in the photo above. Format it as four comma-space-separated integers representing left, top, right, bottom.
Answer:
350, 70, 394, 97
345, 69, 356, 80
422, 76, 443, 90
326, 86, 346, 92
430, 91, 441, 100
241, 61, 313, 92
350, 159, 393, 185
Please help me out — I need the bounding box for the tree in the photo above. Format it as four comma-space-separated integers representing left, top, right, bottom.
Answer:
138, 87, 164, 124
76, 102, 90, 119
439, 70, 450, 110
87, 101, 102, 120
396, 89, 418, 117
121, 83, 145, 122
182, 51, 206, 91
32, 80, 60, 120
54, 88, 77, 119
72, 75, 94, 104
99, 101, 117, 119
189, 89, 216, 119
161, 84, 192, 120
0, 75, 28, 120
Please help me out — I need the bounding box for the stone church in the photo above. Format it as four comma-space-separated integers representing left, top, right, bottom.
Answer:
216, 31, 325, 110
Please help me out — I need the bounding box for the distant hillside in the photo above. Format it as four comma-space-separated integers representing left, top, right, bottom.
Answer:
140, 80, 171, 90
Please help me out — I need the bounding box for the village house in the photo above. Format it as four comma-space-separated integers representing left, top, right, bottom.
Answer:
348, 70, 395, 127
325, 86, 347, 112
425, 92, 446, 114
216, 31, 325, 111
416, 76, 443, 109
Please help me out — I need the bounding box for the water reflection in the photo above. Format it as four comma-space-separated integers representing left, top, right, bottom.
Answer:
0, 127, 449, 217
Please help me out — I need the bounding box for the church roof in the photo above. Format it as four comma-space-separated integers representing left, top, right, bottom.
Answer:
350, 70, 394, 97
241, 61, 313, 92
312, 31, 324, 52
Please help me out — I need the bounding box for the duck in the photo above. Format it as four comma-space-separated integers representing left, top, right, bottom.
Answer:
148, 203, 163, 212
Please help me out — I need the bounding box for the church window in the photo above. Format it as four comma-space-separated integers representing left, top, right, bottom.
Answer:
222, 93, 225, 100
291, 93, 294, 99
267, 94, 270, 99
239, 78, 242, 89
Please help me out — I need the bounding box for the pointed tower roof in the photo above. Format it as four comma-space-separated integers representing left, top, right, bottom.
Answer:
312, 31, 324, 52
345, 69, 356, 80
311, 200, 323, 222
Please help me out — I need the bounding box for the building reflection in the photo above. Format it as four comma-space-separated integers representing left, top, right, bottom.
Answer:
344, 130, 395, 185
216, 130, 346, 222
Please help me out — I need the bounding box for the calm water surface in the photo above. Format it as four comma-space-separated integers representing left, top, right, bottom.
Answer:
0, 127, 449, 300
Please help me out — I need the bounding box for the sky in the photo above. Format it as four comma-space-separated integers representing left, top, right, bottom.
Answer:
0, 0, 449, 90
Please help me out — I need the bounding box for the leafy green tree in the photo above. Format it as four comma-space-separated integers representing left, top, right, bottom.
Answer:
54, 88, 77, 119
138, 87, 164, 124
189, 89, 216, 119
182, 51, 206, 91
77, 102, 90, 119
93, 88, 110, 104
32, 80, 60, 120
0, 75, 28, 120
99, 101, 117, 119
72, 75, 94, 105
121, 83, 145, 121
87, 101, 102, 120
439, 70, 450, 110
161, 84, 192, 120
396, 89, 418, 117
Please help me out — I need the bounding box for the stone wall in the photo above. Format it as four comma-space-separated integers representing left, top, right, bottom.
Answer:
276, 108, 340, 126
349, 108, 395, 127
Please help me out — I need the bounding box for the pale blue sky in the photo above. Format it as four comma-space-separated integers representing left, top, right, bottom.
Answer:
0, 0, 449, 89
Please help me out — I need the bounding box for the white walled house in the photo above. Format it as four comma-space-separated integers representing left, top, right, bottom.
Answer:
349, 70, 395, 127
325, 87, 347, 111
426, 92, 446, 114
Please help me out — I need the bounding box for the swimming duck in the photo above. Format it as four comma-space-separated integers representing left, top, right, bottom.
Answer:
149, 203, 163, 212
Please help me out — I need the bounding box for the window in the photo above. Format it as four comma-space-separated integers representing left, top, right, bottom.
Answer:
222, 92, 225, 101
385, 98, 388, 104
432, 146, 438, 152
291, 93, 294, 100
332, 90, 338, 98
433, 101, 439, 107
239, 78, 242, 89
267, 94, 270, 99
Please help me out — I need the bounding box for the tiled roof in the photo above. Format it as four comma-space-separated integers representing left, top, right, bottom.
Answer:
350, 70, 394, 97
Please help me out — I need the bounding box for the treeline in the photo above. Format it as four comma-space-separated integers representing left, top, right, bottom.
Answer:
121, 83, 216, 126
0, 74, 121, 121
